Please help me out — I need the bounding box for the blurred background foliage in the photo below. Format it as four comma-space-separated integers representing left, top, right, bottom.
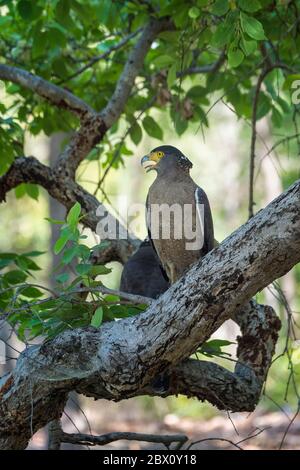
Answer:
0, 0, 300, 443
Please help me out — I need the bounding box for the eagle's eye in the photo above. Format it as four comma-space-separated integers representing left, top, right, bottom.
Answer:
157, 151, 164, 158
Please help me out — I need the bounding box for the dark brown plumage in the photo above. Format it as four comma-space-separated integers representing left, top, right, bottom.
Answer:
120, 239, 169, 299
141, 145, 214, 284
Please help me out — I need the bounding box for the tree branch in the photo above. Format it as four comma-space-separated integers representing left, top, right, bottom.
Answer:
76, 286, 152, 306
0, 156, 139, 263
248, 61, 294, 219
53, 429, 188, 449
1, 20, 172, 181
179, 50, 226, 77
55, 18, 171, 178
0, 179, 299, 449
58, 28, 143, 85
100, 18, 172, 129
0, 64, 94, 119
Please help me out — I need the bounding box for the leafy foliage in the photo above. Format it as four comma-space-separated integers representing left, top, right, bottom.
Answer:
0, 0, 299, 174
197, 339, 235, 358
0, 203, 145, 341
0, 0, 299, 395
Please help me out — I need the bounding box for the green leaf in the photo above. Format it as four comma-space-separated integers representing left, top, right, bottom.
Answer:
238, 0, 261, 12
186, 86, 206, 100
4, 270, 27, 284
283, 74, 300, 91
76, 263, 92, 275
32, 30, 48, 58
167, 63, 177, 89
56, 272, 69, 283
23, 251, 45, 257
54, 234, 69, 255
62, 246, 79, 264
212, 0, 229, 16
142, 116, 163, 140
18, 0, 42, 20
15, 184, 27, 199
206, 339, 235, 348
26, 184, 39, 200
89, 265, 112, 276
174, 115, 188, 135
20, 286, 44, 298
17, 0, 33, 20
77, 244, 91, 260
67, 202, 81, 226
92, 241, 111, 252
240, 12, 266, 40
271, 107, 283, 128
16, 256, 41, 271
228, 46, 244, 68
198, 339, 235, 357
212, 20, 233, 47
0, 256, 15, 269
188, 6, 200, 19
276, 96, 290, 114
153, 55, 174, 68
45, 217, 64, 225
256, 92, 271, 119
91, 306, 103, 327
129, 122, 142, 145
241, 37, 257, 56
52, 57, 68, 78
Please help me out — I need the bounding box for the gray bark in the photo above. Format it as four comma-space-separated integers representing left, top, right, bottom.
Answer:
0, 179, 299, 449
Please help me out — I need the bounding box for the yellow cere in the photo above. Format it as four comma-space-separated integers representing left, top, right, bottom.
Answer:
149, 151, 164, 162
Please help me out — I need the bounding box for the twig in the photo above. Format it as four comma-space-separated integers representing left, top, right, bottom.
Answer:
279, 402, 300, 449
187, 437, 243, 450
76, 286, 152, 306
248, 66, 272, 219
179, 50, 226, 77
1, 284, 151, 322
236, 427, 269, 446
258, 133, 300, 162
58, 29, 143, 85
94, 95, 157, 193
59, 430, 188, 449
188, 426, 269, 450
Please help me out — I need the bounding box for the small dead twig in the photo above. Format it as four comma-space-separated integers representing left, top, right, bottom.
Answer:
248, 66, 272, 219
55, 430, 188, 450
187, 437, 244, 450
188, 426, 269, 450
279, 402, 300, 450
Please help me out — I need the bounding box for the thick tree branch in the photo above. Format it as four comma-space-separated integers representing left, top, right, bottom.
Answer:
2, 20, 172, 181
0, 179, 299, 449
0, 22, 171, 258
0, 64, 94, 119
55, 18, 171, 177
100, 18, 171, 129
0, 156, 139, 263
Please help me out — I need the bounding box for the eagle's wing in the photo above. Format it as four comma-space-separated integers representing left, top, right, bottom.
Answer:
195, 186, 214, 256
146, 193, 169, 282
120, 239, 169, 298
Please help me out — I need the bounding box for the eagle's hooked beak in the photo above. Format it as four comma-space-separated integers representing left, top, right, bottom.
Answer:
141, 152, 161, 172
141, 154, 155, 172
